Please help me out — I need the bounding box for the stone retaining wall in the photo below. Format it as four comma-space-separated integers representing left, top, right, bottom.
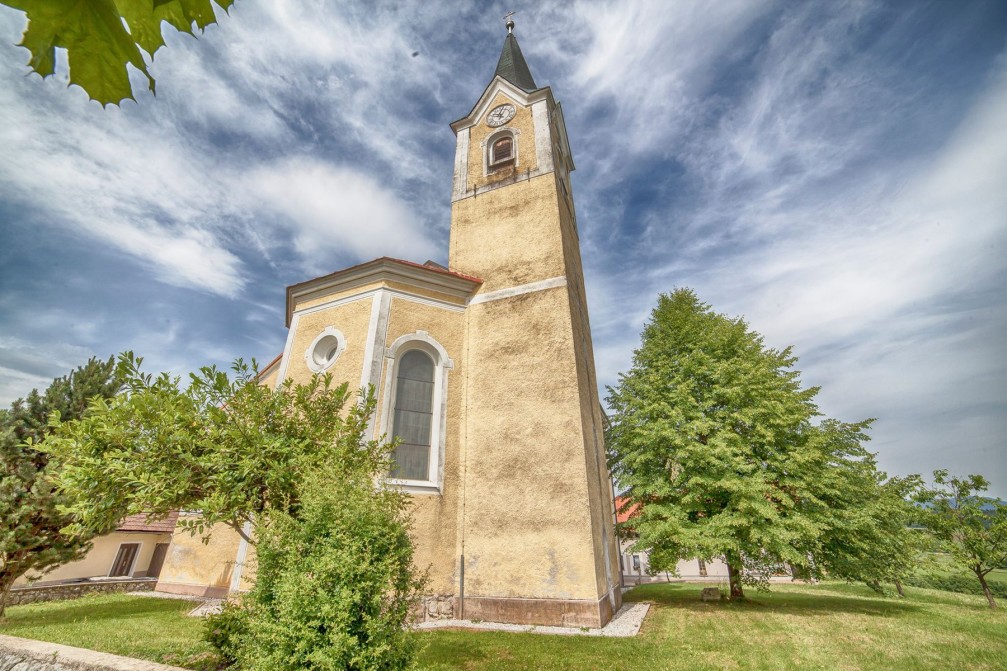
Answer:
7, 579, 156, 607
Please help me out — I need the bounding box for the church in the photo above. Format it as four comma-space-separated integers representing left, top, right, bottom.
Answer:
153, 22, 624, 629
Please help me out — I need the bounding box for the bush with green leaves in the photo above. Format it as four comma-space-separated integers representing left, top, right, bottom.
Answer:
205, 601, 247, 667
234, 463, 424, 671
903, 573, 1007, 600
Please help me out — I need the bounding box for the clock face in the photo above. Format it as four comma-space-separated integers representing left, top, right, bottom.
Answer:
486, 103, 516, 127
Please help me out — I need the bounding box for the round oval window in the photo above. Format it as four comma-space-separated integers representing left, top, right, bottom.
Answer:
305, 328, 345, 373
312, 335, 341, 367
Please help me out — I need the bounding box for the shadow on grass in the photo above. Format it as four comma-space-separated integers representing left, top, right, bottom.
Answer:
0, 594, 193, 630
623, 582, 923, 617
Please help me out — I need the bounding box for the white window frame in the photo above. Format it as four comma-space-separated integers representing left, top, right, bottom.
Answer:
482, 128, 521, 174
380, 331, 452, 494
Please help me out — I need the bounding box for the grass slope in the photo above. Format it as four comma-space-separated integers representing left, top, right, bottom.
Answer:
0, 594, 216, 669
1, 582, 1005, 670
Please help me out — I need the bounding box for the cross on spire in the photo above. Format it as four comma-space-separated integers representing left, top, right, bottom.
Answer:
504, 11, 515, 34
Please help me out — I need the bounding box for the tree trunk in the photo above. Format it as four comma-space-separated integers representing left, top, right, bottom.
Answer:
893, 579, 905, 598
725, 556, 745, 600
0, 574, 15, 619
976, 571, 997, 609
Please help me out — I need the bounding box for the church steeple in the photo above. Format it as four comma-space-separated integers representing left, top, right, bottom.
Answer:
493, 24, 537, 91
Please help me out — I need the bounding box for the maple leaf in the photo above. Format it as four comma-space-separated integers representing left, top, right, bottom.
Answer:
2, 0, 236, 106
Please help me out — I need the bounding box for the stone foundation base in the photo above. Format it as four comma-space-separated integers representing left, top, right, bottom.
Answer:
7, 578, 155, 607
459, 591, 618, 628
414, 588, 622, 628
416, 593, 456, 621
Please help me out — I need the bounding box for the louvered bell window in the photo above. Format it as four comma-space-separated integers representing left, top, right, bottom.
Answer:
390, 350, 435, 481
492, 136, 513, 164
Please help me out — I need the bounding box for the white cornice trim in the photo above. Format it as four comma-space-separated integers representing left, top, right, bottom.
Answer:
469, 276, 567, 305
450, 77, 552, 133
286, 259, 480, 326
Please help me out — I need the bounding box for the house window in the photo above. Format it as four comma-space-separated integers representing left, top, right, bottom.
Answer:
382, 331, 453, 493
632, 554, 641, 572
698, 558, 708, 577
491, 136, 513, 164
109, 543, 141, 577
390, 350, 435, 481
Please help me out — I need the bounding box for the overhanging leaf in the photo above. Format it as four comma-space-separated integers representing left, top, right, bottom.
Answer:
2, 0, 236, 106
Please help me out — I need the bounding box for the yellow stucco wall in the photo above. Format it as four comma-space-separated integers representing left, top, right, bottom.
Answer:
16, 532, 171, 585
467, 92, 539, 193
450, 174, 567, 293
448, 92, 621, 608
458, 285, 601, 600
258, 363, 280, 390
283, 296, 372, 389
155, 515, 243, 597
377, 296, 466, 596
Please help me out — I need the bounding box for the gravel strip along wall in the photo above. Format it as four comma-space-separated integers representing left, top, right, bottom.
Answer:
7, 579, 156, 607
0, 634, 187, 671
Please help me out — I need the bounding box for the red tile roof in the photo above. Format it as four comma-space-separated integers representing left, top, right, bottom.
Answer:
117, 512, 178, 533
616, 497, 640, 524
257, 353, 282, 379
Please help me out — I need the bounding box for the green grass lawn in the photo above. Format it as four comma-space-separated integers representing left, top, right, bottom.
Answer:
1, 582, 1005, 671
0, 594, 218, 669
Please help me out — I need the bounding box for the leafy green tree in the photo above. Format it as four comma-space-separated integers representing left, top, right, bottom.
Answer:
1, 0, 235, 106
606, 289, 887, 599
48, 352, 424, 667
0, 356, 121, 616
918, 470, 1007, 609
809, 463, 925, 596
48, 352, 359, 544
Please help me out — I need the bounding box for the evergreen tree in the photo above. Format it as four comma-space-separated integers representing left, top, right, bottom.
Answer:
606, 289, 901, 598
0, 356, 121, 616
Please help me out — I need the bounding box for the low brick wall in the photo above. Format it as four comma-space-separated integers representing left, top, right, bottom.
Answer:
7, 578, 156, 607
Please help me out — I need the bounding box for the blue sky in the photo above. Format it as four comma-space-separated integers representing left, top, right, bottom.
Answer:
1, 1, 1004, 496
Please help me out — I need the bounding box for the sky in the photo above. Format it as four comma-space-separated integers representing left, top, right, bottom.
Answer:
0, 0, 1004, 496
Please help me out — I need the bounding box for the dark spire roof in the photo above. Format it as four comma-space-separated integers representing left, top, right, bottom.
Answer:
494, 32, 537, 92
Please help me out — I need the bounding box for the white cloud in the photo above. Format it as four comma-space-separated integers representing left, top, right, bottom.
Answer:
245, 158, 438, 267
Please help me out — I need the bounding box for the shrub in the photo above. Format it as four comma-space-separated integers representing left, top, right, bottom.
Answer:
903, 573, 1007, 599
205, 601, 248, 667
234, 467, 425, 671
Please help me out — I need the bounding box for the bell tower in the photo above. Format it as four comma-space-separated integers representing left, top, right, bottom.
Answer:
447, 20, 623, 627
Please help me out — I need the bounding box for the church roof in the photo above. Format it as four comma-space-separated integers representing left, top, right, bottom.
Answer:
494, 33, 537, 92
285, 257, 483, 327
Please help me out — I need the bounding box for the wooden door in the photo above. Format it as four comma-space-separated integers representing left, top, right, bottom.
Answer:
109, 543, 140, 577
146, 543, 170, 578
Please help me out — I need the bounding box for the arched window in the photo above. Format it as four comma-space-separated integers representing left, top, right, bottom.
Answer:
390, 350, 435, 481
381, 331, 453, 492
482, 129, 521, 175
491, 136, 513, 164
